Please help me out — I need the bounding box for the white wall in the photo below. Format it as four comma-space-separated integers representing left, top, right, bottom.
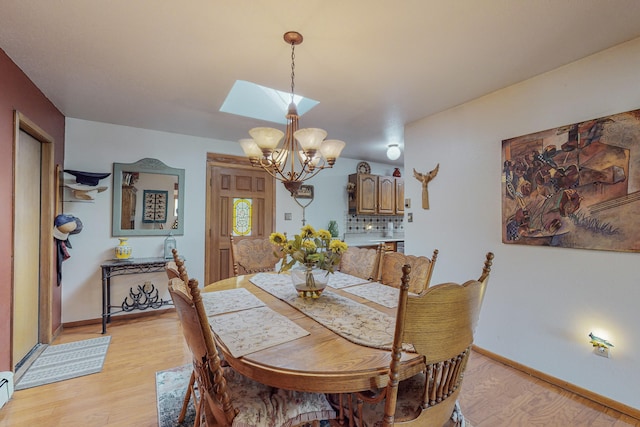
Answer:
62, 118, 399, 324
404, 37, 640, 409
62, 120, 236, 324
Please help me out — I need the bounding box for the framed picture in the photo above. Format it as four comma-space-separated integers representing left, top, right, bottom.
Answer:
501, 108, 640, 252
142, 190, 168, 223
295, 184, 314, 199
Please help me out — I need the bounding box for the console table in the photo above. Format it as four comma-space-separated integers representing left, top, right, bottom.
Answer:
100, 257, 176, 334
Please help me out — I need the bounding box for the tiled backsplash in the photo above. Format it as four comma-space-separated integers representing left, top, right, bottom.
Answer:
344, 214, 404, 233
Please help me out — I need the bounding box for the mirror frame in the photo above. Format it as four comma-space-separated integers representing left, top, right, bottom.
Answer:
112, 158, 185, 237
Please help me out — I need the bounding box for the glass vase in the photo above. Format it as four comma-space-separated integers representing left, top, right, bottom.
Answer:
290, 264, 329, 298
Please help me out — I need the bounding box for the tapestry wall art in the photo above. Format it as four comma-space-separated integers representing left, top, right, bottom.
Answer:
502, 108, 640, 252
142, 190, 168, 223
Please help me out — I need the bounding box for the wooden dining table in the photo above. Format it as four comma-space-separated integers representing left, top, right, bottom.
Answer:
202, 273, 425, 394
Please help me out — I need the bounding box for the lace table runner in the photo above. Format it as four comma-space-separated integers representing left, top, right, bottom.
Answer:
201, 288, 265, 316
207, 306, 310, 358
327, 271, 371, 289
249, 273, 398, 350
342, 282, 400, 308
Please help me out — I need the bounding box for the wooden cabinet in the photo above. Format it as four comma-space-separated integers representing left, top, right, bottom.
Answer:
377, 175, 396, 214
349, 173, 404, 215
395, 177, 404, 214
354, 173, 378, 214
357, 241, 399, 252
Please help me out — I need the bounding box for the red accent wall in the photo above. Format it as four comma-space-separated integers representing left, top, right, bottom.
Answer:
0, 48, 65, 371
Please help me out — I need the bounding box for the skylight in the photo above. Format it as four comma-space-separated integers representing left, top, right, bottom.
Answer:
220, 80, 319, 125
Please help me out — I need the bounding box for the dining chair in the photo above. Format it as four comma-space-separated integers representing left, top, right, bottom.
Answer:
230, 236, 279, 276
338, 244, 383, 281
166, 250, 198, 424
165, 260, 180, 279
377, 249, 439, 294
352, 252, 494, 427
172, 248, 189, 283
168, 275, 337, 427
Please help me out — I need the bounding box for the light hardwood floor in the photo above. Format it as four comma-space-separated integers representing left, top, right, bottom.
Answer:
0, 311, 638, 427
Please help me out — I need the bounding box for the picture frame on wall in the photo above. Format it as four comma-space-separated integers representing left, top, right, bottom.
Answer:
501, 107, 640, 252
295, 184, 314, 199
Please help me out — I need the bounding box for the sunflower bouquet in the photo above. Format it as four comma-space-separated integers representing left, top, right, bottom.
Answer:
269, 224, 348, 274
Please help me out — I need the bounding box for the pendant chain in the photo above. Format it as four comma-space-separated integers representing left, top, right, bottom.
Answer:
290, 43, 296, 104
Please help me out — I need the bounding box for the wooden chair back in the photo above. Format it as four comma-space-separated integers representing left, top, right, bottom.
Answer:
165, 261, 180, 279
378, 249, 439, 294
381, 252, 494, 427
171, 248, 189, 283
168, 277, 237, 426
338, 244, 382, 281
230, 236, 279, 276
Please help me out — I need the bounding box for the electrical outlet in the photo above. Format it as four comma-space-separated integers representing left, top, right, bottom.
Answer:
593, 346, 610, 358
284, 213, 292, 220
405, 198, 411, 208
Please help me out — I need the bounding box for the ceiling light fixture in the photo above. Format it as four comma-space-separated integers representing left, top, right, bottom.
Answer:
386, 144, 401, 161
238, 31, 346, 195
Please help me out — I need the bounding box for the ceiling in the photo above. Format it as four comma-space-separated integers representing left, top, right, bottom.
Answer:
2, 1, 640, 166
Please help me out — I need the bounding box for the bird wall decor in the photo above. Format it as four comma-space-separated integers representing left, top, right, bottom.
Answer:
413, 164, 439, 209
589, 332, 614, 349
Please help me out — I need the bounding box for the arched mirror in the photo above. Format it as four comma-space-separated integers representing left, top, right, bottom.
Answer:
112, 158, 185, 236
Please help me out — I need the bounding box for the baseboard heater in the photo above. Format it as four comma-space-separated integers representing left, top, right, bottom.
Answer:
0, 374, 14, 409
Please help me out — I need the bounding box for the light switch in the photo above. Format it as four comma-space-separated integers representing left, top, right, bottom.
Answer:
407, 212, 413, 223
284, 213, 292, 220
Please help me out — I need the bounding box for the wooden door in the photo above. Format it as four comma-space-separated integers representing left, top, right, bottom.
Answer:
13, 130, 42, 369
395, 178, 405, 214
357, 174, 378, 214
11, 113, 56, 372
378, 176, 396, 214
206, 154, 275, 284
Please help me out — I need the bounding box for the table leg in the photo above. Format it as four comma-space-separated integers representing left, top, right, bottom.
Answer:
101, 268, 109, 334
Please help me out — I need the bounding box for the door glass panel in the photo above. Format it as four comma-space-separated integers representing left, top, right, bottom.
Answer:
233, 198, 252, 236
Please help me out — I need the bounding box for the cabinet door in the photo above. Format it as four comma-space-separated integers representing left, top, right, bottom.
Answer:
377, 176, 396, 214
357, 174, 378, 214
395, 178, 404, 214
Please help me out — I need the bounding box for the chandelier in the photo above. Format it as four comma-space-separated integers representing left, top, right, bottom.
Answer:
238, 31, 346, 195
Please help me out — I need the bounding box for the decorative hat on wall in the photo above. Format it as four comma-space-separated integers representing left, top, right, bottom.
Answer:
53, 213, 83, 286
64, 183, 108, 200
64, 169, 111, 186
53, 214, 82, 240
64, 169, 111, 200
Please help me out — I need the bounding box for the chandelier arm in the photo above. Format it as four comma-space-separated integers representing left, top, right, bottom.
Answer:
256, 158, 290, 181
293, 162, 327, 183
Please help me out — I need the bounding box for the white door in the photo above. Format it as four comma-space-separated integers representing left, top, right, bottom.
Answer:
12, 130, 42, 369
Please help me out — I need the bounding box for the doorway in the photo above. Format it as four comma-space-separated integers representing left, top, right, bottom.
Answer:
12, 112, 56, 373
205, 154, 275, 284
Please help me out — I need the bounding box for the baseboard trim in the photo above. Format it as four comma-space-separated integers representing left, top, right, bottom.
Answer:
62, 308, 176, 329
472, 345, 640, 422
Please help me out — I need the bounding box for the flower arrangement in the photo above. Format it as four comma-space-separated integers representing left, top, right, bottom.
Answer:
270, 225, 348, 298
270, 224, 348, 273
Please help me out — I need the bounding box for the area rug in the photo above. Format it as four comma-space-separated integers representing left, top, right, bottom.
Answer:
156, 364, 195, 427
15, 336, 111, 390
